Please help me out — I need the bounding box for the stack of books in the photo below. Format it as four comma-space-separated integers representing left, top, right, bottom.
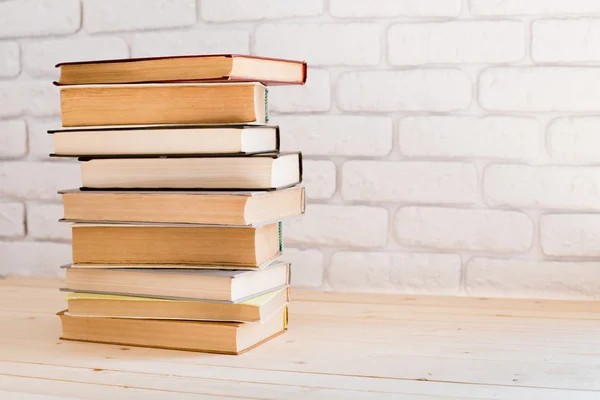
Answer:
50, 54, 307, 355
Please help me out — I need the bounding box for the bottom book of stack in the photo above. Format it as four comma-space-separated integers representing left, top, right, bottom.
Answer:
58, 263, 290, 355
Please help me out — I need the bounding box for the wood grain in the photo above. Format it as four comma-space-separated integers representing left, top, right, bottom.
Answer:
0, 278, 599, 399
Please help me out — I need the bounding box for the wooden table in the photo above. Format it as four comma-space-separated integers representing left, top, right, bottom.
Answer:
1, 277, 600, 399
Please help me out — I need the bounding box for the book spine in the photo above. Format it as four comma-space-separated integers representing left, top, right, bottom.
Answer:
265, 88, 269, 123
278, 221, 282, 252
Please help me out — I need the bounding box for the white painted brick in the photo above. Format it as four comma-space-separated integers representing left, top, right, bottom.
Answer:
484, 164, 600, 210
466, 258, 600, 300
389, 21, 524, 65
0, 241, 70, 277
84, 0, 196, 33
202, 0, 323, 22
399, 116, 540, 160
132, 30, 249, 58
338, 70, 471, 112
329, 252, 461, 294
274, 115, 392, 156
27, 202, 70, 241
303, 160, 336, 200
395, 207, 533, 253
548, 117, 600, 164
269, 69, 330, 113
330, 0, 461, 18
541, 214, 600, 257
0, 42, 19, 77
342, 161, 477, 204
281, 248, 324, 288
533, 19, 600, 63
480, 67, 600, 112
27, 119, 61, 160
0, 201, 24, 237
470, 0, 600, 15
0, 82, 59, 118
0, 0, 80, 38
285, 204, 388, 248
0, 162, 80, 200
255, 23, 380, 66
24, 37, 129, 78
0, 120, 27, 159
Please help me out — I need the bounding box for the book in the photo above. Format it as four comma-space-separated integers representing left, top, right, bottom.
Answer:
49, 125, 280, 156
60, 187, 305, 226
71, 222, 282, 268
55, 54, 307, 86
76, 152, 302, 190
59, 305, 288, 355
62, 262, 290, 302
65, 287, 289, 323
59, 82, 267, 127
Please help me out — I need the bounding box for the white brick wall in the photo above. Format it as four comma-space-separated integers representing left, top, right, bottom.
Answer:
337, 70, 471, 112
388, 21, 525, 65
342, 161, 477, 204
2, 1, 600, 299
399, 116, 540, 160
394, 207, 534, 253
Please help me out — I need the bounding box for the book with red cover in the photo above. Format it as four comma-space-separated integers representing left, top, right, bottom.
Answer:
55, 54, 307, 86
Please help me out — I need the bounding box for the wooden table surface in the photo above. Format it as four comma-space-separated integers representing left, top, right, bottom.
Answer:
1, 277, 600, 399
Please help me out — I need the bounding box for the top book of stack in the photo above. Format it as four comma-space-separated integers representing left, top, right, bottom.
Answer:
54, 55, 306, 127
54, 54, 307, 86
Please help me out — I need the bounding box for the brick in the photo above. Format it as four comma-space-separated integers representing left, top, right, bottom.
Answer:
466, 258, 600, 300
133, 31, 249, 58
342, 161, 477, 204
484, 164, 600, 210
0, 0, 80, 38
541, 214, 600, 257
533, 19, 600, 63
0, 241, 71, 277
399, 116, 540, 160
0, 82, 59, 118
0, 162, 80, 200
27, 202, 70, 241
389, 21, 524, 65
470, 0, 600, 15
480, 67, 600, 112
338, 70, 471, 112
202, 0, 323, 21
330, 0, 461, 17
329, 252, 461, 294
285, 204, 388, 248
28, 119, 61, 160
0, 120, 27, 159
0, 201, 25, 237
395, 207, 533, 253
281, 248, 324, 288
269, 69, 330, 113
303, 160, 336, 200
547, 117, 600, 164
274, 115, 392, 156
255, 23, 380, 66
0, 42, 19, 77
84, 0, 196, 33
24, 37, 129, 78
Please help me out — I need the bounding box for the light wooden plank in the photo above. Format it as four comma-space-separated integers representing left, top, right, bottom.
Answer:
2, 277, 600, 399
1, 345, 599, 400
0, 391, 79, 400
0, 375, 241, 400
0, 361, 492, 400
1, 315, 600, 392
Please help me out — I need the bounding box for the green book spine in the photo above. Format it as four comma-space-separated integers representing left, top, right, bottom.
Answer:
265, 88, 269, 123
278, 221, 282, 252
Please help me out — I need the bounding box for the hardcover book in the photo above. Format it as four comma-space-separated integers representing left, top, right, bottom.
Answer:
55, 54, 307, 86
